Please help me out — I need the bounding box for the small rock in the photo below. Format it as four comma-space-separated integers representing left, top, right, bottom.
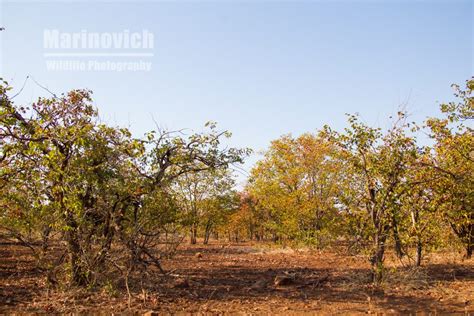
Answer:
143, 311, 159, 316
173, 278, 190, 289
195, 252, 203, 258
274, 274, 295, 286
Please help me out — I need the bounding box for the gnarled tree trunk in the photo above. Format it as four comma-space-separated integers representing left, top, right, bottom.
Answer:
190, 223, 197, 245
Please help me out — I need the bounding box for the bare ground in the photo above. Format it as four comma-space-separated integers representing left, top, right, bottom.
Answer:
1, 241, 473, 314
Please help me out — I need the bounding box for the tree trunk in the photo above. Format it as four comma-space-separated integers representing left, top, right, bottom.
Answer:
40, 225, 51, 255
392, 219, 405, 259
450, 221, 473, 259
249, 224, 255, 240
190, 224, 197, 245
65, 216, 86, 285
466, 223, 473, 259
415, 238, 422, 266
63, 182, 87, 286
370, 228, 388, 283
203, 221, 212, 245
272, 232, 278, 243
466, 243, 472, 259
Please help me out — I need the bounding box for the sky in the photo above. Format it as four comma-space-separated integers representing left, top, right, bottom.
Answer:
0, 0, 473, 185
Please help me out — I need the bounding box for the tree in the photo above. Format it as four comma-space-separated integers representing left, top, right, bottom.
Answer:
326, 112, 418, 282
173, 168, 236, 244
0, 80, 249, 286
425, 78, 473, 258
398, 149, 443, 266
247, 133, 343, 246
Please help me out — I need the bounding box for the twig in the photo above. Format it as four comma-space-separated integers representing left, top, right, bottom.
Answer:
11, 76, 29, 99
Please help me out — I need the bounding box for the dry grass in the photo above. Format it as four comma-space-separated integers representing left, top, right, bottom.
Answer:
1, 240, 473, 314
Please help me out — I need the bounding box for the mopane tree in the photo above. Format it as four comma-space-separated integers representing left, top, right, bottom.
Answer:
0, 80, 248, 286
398, 149, 443, 266
326, 113, 418, 282
247, 133, 343, 246
173, 167, 236, 244
425, 78, 473, 258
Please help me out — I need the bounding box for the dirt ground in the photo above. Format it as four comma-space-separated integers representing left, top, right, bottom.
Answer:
1, 240, 473, 314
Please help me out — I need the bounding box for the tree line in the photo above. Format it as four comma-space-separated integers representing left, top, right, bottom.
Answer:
233, 78, 473, 282
0, 78, 472, 286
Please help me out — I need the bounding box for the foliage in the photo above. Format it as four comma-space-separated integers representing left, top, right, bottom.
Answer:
236, 77, 473, 282
173, 167, 238, 244
1, 77, 472, 289
246, 133, 343, 247
0, 80, 249, 287
425, 78, 473, 258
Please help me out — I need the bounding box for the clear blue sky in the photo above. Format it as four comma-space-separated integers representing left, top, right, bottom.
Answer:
0, 0, 472, 184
